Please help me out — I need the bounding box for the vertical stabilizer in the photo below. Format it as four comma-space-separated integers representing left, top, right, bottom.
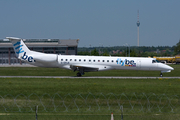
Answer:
6, 37, 31, 59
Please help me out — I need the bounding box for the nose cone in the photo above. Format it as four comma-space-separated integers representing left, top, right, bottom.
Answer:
169, 66, 174, 70
159, 63, 174, 71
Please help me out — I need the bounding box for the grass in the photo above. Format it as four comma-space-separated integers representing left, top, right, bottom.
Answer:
0, 78, 180, 113
0, 78, 180, 95
0, 65, 180, 119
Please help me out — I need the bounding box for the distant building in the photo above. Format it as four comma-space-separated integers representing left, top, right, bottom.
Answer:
0, 38, 79, 65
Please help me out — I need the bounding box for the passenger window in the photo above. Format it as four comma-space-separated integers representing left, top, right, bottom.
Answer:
107, 60, 109, 62
74, 59, 77, 61
79, 59, 81, 61
93, 60, 95, 62
89, 60, 91, 62
98, 60, 100, 62
112, 60, 114, 62
61, 59, 63, 61
66, 59, 68, 61
70, 59, 72, 61
103, 60, 105, 62
84, 59, 86, 62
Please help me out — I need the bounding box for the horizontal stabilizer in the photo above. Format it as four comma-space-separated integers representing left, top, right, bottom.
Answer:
6, 37, 21, 40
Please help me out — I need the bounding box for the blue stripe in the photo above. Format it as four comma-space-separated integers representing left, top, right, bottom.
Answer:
16, 48, 24, 54
15, 45, 23, 49
13, 42, 21, 46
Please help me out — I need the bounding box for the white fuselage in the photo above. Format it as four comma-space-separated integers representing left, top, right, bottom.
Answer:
25, 52, 173, 73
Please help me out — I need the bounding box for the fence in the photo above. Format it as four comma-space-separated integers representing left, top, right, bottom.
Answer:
0, 93, 179, 113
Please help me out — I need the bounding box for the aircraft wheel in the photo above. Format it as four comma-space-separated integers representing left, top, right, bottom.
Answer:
77, 72, 82, 77
160, 73, 163, 77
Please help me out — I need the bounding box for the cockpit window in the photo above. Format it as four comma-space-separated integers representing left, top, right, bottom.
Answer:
152, 60, 159, 63
152, 60, 156, 63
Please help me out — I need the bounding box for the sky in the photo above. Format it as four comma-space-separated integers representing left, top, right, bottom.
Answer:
0, 0, 180, 47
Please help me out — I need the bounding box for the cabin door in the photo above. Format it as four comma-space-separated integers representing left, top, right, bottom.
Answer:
137, 60, 141, 68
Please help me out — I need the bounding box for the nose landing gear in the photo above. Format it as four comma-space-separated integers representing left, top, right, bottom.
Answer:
160, 73, 163, 77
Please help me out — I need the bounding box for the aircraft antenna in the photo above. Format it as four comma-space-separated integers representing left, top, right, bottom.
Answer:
137, 10, 140, 46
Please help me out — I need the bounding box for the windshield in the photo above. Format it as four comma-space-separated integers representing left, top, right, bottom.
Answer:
152, 60, 159, 63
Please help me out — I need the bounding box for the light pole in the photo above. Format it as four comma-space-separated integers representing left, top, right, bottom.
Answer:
99, 43, 103, 55
89, 44, 91, 55
123, 44, 127, 57
99, 43, 100, 56
109, 45, 111, 56
124, 43, 130, 57
128, 44, 130, 57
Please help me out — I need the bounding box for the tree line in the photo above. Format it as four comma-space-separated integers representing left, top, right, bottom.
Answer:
78, 40, 180, 57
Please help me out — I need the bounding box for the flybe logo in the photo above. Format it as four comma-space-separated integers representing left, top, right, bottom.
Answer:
13, 41, 24, 54
22, 52, 34, 62
13, 41, 34, 62
116, 58, 136, 67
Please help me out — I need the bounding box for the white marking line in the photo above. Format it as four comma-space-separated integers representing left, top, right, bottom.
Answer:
0, 76, 180, 79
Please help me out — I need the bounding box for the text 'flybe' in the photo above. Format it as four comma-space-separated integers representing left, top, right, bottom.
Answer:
22, 52, 34, 62
116, 58, 136, 67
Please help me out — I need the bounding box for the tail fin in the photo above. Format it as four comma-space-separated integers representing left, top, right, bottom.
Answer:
6, 37, 31, 59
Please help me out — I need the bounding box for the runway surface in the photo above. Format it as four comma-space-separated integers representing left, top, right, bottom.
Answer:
0, 76, 180, 79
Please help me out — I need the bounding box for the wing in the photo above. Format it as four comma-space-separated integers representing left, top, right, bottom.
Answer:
70, 64, 99, 72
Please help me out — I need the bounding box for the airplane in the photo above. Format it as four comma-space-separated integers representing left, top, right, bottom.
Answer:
6, 37, 174, 77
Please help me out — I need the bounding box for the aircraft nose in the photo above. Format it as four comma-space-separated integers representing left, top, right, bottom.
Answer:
169, 66, 174, 70
160, 64, 174, 70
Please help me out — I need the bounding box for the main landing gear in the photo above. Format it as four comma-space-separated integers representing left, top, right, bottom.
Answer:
76, 71, 85, 77
77, 72, 82, 77
73, 67, 85, 77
